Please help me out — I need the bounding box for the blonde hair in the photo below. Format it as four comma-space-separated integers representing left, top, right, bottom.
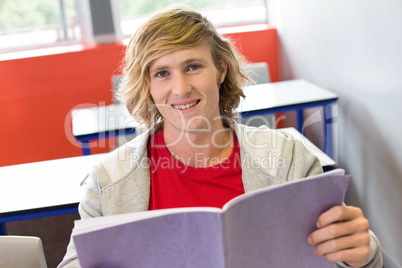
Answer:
118, 6, 250, 128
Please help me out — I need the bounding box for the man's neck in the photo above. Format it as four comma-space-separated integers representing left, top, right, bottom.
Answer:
162, 121, 233, 168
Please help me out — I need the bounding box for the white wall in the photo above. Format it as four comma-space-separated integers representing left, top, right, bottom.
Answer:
268, 0, 402, 266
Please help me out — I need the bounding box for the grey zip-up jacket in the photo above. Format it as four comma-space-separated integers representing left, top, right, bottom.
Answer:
59, 123, 382, 267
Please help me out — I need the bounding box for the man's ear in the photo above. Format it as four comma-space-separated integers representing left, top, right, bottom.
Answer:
219, 59, 228, 84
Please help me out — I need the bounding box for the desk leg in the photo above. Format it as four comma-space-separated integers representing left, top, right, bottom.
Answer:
81, 142, 91, 155
324, 104, 334, 158
296, 109, 304, 134
0, 223, 7, 235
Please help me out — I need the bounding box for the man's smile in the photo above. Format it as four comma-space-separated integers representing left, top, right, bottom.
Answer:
171, 99, 200, 110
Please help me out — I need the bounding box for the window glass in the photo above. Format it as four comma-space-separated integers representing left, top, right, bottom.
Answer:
0, 0, 79, 52
118, 0, 266, 36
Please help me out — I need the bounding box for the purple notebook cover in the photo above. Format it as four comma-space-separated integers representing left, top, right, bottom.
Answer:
73, 170, 349, 268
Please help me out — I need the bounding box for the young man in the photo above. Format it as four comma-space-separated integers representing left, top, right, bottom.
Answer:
59, 7, 382, 267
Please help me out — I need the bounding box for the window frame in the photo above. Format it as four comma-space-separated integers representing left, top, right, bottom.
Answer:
0, 0, 81, 53
0, 0, 268, 54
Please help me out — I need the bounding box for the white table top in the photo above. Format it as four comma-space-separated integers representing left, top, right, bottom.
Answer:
1, 126, 334, 216
72, 104, 138, 137
71, 79, 337, 138
0, 153, 106, 215
238, 79, 338, 113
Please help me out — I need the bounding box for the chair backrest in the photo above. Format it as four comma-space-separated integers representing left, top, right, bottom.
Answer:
111, 75, 123, 104
238, 62, 274, 127
245, 62, 270, 84
0, 236, 47, 268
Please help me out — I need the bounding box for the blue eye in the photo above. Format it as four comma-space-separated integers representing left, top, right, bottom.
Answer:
188, 65, 200, 71
156, 71, 168, 77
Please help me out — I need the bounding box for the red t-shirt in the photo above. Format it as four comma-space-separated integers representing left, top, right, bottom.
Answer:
147, 129, 244, 210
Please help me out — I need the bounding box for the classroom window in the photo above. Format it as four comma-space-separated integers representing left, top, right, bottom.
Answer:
118, 0, 267, 36
0, 0, 79, 52
0, 0, 267, 53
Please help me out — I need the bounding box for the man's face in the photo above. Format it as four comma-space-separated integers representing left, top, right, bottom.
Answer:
149, 42, 227, 134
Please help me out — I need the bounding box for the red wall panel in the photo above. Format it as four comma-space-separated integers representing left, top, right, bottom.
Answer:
0, 25, 279, 166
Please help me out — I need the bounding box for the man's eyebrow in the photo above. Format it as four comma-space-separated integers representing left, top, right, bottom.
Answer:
150, 65, 170, 72
150, 58, 207, 72
181, 58, 206, 65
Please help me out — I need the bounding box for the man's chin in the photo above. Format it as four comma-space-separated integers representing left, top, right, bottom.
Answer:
165, 119, 211, 134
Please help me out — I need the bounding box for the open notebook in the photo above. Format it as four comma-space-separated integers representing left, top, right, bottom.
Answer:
73, 169, 349, 268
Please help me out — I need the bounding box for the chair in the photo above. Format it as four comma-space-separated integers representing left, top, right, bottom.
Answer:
111, 74, 123, 104
0, 235, 47, 268
245, 62, 271, 84
111, 74, 146, 147
238, 62, 275, 128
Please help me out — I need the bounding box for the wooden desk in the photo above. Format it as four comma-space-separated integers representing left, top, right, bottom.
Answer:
0, 153, 106, 235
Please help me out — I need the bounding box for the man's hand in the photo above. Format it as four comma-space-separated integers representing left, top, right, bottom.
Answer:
307, 205, 371, 267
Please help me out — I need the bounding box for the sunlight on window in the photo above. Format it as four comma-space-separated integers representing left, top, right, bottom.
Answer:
0, 0, 266, 52
0, 0, 79, 52
118, 0, 267, 36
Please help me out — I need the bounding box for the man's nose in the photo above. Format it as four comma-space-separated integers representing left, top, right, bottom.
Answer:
172, 74, 191, 96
